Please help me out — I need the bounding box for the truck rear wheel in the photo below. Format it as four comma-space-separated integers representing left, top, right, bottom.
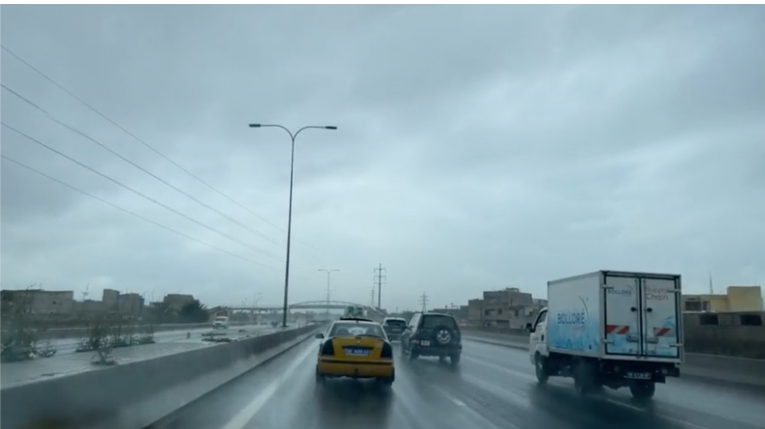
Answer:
629, 381, 655, 400
534, 353, 549, 384
573, 361, 596, 395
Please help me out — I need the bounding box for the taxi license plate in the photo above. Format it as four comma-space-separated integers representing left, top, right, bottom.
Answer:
420, 340, 431, 346
344, 348, 369, 357
625, 372, 652, 380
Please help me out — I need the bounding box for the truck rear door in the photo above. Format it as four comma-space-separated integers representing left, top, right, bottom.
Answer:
604, 273, 642, 356
641, 276, 681, 358
603, 272, 681, 359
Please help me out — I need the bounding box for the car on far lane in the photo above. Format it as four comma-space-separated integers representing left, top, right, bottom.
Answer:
382, 317, 407, 342
315, 317, 395, 388
212, 316, 229, 330
401, 312, 462, 366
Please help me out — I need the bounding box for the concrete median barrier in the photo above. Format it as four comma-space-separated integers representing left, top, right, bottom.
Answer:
461, 328, 765, 388
39, 320, 262, 340
0, 324, 324, 429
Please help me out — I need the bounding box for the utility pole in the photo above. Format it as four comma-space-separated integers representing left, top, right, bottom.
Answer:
319, 269, 339, 318
370, 287, 376, 307
419, 292, 429, 312
374, 264, 386, 309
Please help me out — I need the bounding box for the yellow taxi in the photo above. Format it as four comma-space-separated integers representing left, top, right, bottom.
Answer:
315, 317, 395, 387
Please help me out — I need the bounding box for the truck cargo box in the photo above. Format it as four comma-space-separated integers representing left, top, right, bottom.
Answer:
547, 270, 683, 362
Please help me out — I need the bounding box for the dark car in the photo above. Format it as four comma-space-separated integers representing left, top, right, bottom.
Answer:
382, 317, 407, 341
400, 312, 462, 365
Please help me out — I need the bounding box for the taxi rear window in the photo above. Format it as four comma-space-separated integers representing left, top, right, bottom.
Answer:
330, 323, 385, 338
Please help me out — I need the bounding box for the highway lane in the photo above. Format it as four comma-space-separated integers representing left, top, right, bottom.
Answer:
146, 338, 765, 429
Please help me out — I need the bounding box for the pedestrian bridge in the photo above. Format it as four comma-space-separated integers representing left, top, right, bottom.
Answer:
223, 300, 386, 321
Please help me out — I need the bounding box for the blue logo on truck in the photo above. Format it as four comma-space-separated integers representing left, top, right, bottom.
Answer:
557, 312, 586, 325
548, 296, 598, 353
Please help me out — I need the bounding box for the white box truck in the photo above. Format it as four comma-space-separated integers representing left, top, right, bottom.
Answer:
527, 270, 683, 400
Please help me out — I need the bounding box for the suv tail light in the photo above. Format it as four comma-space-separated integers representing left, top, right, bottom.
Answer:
381, 342, 393, 359
321, 340, 334, 356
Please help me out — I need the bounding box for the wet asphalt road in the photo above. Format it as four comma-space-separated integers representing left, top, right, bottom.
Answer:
149, 338, 765, 429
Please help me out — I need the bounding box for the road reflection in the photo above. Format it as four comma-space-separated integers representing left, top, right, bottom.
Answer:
310, 378, 394, 429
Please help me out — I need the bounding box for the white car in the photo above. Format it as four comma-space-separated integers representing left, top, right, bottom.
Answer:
212, 316, 230, 330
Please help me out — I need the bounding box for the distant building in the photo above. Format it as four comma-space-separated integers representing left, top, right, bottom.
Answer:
0, 289, 75, 315
164, 294, 196, 312
466, 287, 543, 329
75, 299, 107, 316
103, 289, 119, 312
430, 305, 468, 321
467, 299, 483, 325
117, 293, 145, 315
683, 286, 763, 312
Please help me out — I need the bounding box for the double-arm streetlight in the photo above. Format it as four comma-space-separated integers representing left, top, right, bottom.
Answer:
248, 123, 338, 328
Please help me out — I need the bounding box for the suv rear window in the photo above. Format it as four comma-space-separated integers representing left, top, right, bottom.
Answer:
421, 315, 457, 330
385, 319, 406, 327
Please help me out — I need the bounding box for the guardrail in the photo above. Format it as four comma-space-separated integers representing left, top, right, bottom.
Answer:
461, 328, 765, 388
1, 324, 324, 429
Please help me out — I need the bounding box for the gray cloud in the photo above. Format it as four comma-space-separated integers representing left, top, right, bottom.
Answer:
2, 5, 764, 310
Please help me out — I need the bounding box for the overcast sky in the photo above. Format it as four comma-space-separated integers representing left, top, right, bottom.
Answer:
1, 5, 764, 312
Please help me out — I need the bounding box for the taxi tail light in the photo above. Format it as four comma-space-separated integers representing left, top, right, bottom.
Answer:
381, 342, 393, 359
321, 339, 335, 356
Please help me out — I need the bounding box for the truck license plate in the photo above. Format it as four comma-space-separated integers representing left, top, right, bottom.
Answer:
420, 340, 431, 346
625, 372, 652, 380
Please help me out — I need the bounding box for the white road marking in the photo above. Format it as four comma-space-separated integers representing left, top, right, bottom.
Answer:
439, 390, 520, 429
461, 354, 537, 382
602, 398, 710, 429
603, 398, 644, 412
451, 398, 466, 406
219, 342, 316, 429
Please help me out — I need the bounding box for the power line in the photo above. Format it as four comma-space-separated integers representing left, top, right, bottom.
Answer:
1, 44, 324, 256
2, 122, 283, 262
1, 155, 279, 271
1, 83, 287, 251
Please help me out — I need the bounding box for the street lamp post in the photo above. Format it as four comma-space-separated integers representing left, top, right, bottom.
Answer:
253, 292, 262, 323
318, 269, 340, 317
249, 123, 338, 328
